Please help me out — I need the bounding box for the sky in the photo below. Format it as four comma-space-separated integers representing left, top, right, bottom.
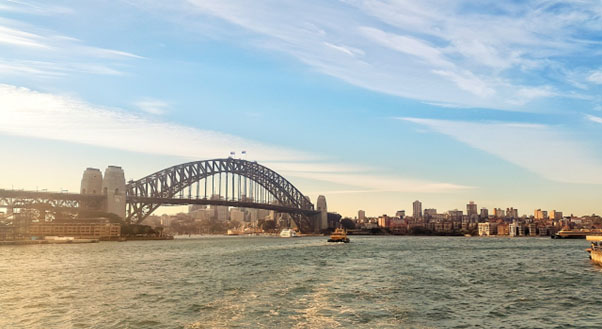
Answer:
1, 0, 602, 218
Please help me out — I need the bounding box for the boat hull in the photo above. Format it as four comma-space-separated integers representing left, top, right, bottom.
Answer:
591, 250, 602, 267
279, 229, 297, 238
327, 238, 350, 243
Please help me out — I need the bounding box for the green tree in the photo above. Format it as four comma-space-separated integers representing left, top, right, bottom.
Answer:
340, 218, 356, 229
261, 220, 276, 232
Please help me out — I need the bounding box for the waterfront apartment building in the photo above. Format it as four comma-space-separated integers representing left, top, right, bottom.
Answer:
28, 220, 121, 239
424, 208, 437, 220
377, 215, 390, 228
527, 223, 537, 236
497, 223, 509, 235
478, 222, 497, 236
534, 209, 549, 220
413, 200, 422, 219
448, 209, 463, 221
509, 221, 525, 237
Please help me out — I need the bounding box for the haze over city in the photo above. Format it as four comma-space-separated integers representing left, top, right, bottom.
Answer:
2, 1, 602, 217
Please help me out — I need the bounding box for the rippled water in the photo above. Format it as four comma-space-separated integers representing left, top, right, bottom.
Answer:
2, 236, 602, 328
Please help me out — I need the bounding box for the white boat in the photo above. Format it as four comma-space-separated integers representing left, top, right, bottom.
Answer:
279, 229, 298, 238
45, 236, 75, 241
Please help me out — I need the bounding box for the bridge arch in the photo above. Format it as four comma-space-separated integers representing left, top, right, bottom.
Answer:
125, 158, 316, 230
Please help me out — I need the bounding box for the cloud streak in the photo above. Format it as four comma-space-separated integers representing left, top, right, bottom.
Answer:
0, 84, 470, 193
399, 117, 602, 184
0, 0, 74, 15
0, 25, 49, 48
129, 0, 602, 111
0, 21, 142, 78
586, 114, 602, 125
134, 99, 170, 115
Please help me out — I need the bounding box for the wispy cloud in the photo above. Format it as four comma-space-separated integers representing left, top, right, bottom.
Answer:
0, 0, 74, 15
359, 26, 452, 68
586, 114, 602, 124
129, 0, 602, 111
0, 84, 469, 193
399, 117, 602, 184
0, 25, 49, 48
285, 171, 472, 194
588, 70, 602, 84
0, 21, 142, 78
134, 99, 170, 115
80, 47, 145, 60
0, 58, 123, 77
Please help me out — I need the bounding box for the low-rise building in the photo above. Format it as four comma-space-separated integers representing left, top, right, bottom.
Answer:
378, 215, 391, 228
509, 221, 524, 237
448, 210, 463, 221
497, 223, 509, 235
478, 222, 497, 236
28, 220, 121, 239
527, 223, 537, 236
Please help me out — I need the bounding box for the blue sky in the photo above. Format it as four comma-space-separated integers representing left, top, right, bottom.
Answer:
1, 0, 602, 217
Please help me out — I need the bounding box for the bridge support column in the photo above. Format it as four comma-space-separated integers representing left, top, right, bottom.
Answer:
102, 166, 126, 220
314, 195, 327, 233
80, 168, 103, 211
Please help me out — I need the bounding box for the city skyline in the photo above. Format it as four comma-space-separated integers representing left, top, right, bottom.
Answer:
2, 1, 602, 217
355, 199, 569, 220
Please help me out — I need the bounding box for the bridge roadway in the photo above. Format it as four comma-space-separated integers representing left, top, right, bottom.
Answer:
127, 196, 320, 216
0, 189, 104, 209
0, 189, 319, 216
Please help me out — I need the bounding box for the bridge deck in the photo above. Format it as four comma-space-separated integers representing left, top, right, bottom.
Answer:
0, 189, 104, 201
126, 196, 319, 216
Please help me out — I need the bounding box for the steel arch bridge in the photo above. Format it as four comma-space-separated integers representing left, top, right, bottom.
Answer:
125, 158, 318, 231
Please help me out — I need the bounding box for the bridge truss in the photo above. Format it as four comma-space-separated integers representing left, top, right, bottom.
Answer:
0, 189, 104, 220
126, 158, 317, 231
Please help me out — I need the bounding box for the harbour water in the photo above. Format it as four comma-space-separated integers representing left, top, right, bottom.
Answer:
2, 236, 602, 328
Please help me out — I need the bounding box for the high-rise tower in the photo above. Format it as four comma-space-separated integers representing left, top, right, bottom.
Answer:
413, 200, 422, 219
316, 195, 328, 232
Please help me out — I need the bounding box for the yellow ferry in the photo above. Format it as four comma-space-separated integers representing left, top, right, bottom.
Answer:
328, 228, 350, 243
586, 235, 602, 266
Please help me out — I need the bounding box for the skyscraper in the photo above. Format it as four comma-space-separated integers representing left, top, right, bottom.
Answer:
494, 208, 505, 218
534, 209, 546, 220
550, 210, 563, 220
506, 207, 519, 219
424, 208, 437, 220
480, 208, 489, 219
467, 201, 478, 218
413, 200, 422, 219
358, 210, 366, 221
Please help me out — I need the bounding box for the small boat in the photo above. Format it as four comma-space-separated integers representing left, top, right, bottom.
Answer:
279, 228, 297, 238
328, 228, 350, 243
586, 235, 602, 266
